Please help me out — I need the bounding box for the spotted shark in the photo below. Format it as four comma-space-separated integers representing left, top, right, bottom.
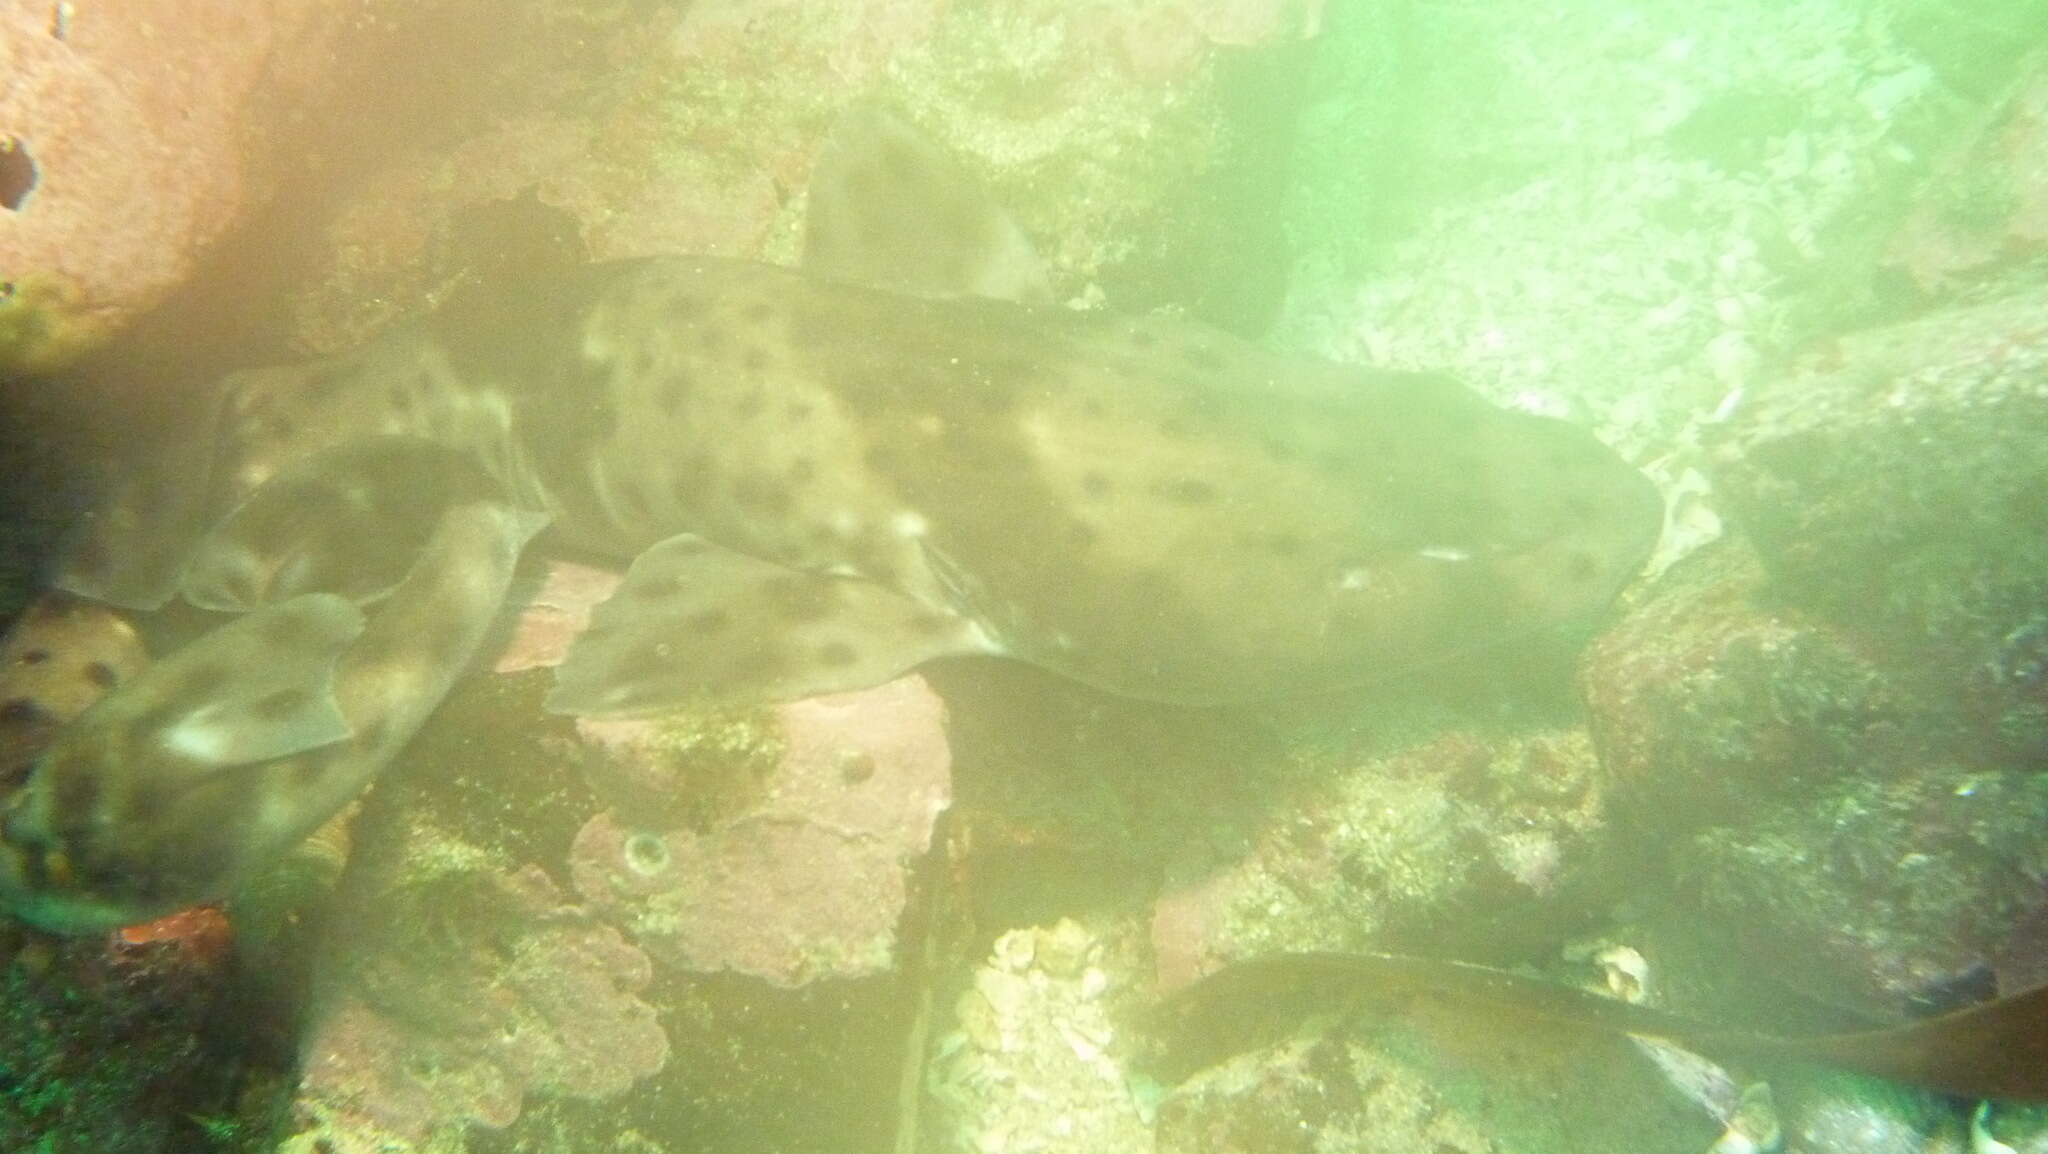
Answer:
0, 108, 1660, 931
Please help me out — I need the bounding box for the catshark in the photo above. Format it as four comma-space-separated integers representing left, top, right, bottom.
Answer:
0, 108, 1661, 931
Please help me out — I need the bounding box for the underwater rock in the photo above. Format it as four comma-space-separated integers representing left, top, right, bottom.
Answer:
284, 0, 1313, 351
1886, 47, 2048, 296
1069, 0, 1323, 85
287, 0, 946, 352
570, 675, 950, 986
1150, 727, 1618, 988
1283, 0, 1937, 456
492, 560, 622, 675
1773, 1072, 1969, 1154
0, 923, 273, 1154
0, 0, 343, 371
1677, 761, 2048, 1019
927, 918, 1155, 1154
1977, 1102, 2048, 1154
1711, 286, 2048, 756
291, 855, 667, 1151
1579, 541, 1941, 831
1154, 992, 1708, 1154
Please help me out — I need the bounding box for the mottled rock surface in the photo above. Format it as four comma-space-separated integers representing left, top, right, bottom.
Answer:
572, 676, 950, 986
1151, 727, 1619, 988
290, 835, 667, 1152
0, 0, 340, 370
1711, 286, 2048, 755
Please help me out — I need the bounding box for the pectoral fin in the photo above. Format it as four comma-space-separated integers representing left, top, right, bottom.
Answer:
545, 535, 989, 716
181, 437, 501, 612
91, 593, 366, 770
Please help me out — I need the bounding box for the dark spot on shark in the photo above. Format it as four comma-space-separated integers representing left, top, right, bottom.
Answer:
733, 388, 765, 419
699, 327, 728, 356
358, 718, 393, 749
1184, 344, 1224, 372
1069, 521, 1098, 547
0, 697, 50, 726
789, 458, 816, 485
250, 687, 314, 724
670, 292, 705, 319
82, 661, 118, 689
1566, 552, 1601, 583
817, 641, 857, 668
17, 649, 48, 666
787, 401, 814, 424
742, 348, 769, 375
687, 608, 732, 635
765, 576, 834, 622
386, 382, 412, 412
1081, 472, 1112, 499
744, 301, 775, 325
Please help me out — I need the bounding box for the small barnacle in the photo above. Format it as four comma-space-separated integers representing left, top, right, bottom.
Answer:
1595, 944, 1652, 1004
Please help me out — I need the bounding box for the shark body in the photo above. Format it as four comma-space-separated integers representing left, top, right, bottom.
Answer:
0, 110, 1661, 930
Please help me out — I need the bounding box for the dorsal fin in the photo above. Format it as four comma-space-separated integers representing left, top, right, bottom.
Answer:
45, 594, 365, 779
801, 105, 1053, 304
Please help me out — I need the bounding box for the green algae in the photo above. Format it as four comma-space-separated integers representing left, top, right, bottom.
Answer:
0, 934, 290, 1154
0, 275, 110, 376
